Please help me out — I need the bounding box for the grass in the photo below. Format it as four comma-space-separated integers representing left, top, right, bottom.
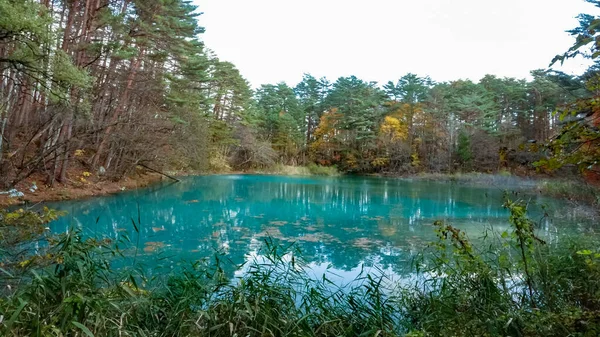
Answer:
410, 171, 539, 188
306, 163, 340, 176
537, 179, 600, 205
412, 172, 600, 206
2, 199, 600, 336
258, 163, 340, 176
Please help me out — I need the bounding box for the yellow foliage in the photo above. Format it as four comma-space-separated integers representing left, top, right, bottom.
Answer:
345, 153, 359, 170
379, 116, 408, 141
411, 153, 420, 167
499, 148, 508, 164
19, 259, 32, 268
372, 157, 389, 168
310, 109, 343, 163
74, 149, 85, 157
411, 138, 422, 167
82, 171, 91, 177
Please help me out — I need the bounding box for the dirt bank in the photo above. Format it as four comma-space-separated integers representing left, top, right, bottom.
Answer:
0, 170, 164, 207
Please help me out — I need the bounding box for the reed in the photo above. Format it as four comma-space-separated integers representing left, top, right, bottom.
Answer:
1, 200, 600, 336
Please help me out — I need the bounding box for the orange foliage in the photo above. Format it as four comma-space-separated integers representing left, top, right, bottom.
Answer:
309, 109, 343, 165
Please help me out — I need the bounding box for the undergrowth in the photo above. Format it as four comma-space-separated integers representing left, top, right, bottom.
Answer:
260, 164, 340, 176
537, 179, 600, 206
1, 199, 600, 336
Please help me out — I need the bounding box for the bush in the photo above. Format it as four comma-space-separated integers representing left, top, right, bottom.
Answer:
307, 163, 339, 176
268, 164, 311, 175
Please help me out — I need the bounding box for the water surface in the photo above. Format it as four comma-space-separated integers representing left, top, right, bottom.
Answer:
47, 175, 595, 281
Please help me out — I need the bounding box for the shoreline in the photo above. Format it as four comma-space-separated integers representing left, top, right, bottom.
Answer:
0, 172, 165, 207
2, 169, 598, 208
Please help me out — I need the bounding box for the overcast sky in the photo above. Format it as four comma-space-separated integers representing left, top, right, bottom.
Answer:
193, 0, 596, 87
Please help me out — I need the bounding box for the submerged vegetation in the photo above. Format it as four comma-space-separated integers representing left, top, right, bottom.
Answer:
1, 200, 600, 336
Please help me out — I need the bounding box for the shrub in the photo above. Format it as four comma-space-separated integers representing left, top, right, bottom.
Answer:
307, 163, 339, 176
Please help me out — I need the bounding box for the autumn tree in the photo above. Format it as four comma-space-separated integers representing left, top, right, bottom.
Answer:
295, 74, 330, 145
324, 76, 386, 171
309, 108, 343, 166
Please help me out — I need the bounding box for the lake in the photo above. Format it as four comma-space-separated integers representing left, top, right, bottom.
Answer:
47, 175, 596, 283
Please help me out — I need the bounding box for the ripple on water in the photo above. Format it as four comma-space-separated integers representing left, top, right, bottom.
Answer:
46, 174, 597, 284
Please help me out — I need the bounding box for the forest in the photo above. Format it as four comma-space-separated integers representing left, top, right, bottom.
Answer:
4, 0, 600, 336
1, 0, 599, 191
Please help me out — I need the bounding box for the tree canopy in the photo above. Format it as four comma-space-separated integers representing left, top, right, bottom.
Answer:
0, 0, 598, 186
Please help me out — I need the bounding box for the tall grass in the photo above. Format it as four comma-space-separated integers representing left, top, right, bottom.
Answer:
1, 200, 600, 336
260, 163, 340, 176
537, 179, 600, 205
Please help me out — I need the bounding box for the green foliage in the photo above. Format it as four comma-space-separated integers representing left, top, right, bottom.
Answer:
48, 51, 93, 103
537, 179, 600, 205
1, 0, 594, 182
0, 207, 64, 267
325, 76, 387, 145
456, 131, 472, 166
0, 0, 91, 102
0, 226, 402, 336
383, 73, 432, 104
551, 0, 600, 64
2, 201, 600, 336
402, 198, 600, 336
536, 2, 600, 177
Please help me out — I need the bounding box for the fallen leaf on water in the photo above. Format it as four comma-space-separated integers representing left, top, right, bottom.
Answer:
296, 233, 321, 242
269, 221, 287, 226
152, 227, 165, 232
185, 200, 199, 204
256, 227, 283, 238
296, 233, 340, 243
143, 241, 165, 253
352, 238, 384, 249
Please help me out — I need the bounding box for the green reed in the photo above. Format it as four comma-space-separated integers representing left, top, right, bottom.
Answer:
1, 198, 600, 336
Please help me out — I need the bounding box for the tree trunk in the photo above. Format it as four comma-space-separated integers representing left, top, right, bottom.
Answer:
92, 49, 144, 168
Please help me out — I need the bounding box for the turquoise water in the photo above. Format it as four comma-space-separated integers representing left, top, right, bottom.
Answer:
47, 175, 594, 281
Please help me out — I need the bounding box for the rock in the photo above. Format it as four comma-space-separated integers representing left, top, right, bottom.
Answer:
98, 166, 106, 176
7, 189, 24, 198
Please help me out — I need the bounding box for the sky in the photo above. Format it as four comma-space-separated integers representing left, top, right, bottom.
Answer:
193, 0, 597, 88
